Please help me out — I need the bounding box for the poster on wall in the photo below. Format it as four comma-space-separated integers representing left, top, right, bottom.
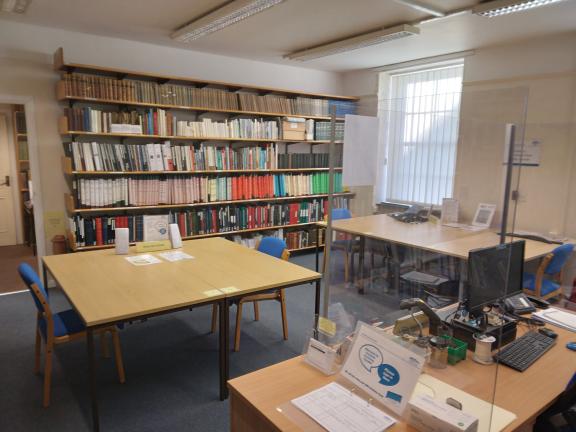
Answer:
512, 139, 541, 166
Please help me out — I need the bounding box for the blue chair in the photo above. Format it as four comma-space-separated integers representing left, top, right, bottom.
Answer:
211, 237, 290, 351
18, 263, 125, 407
523, 243, 574, 300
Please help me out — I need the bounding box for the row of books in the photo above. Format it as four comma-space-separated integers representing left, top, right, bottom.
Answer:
66, 141, 281, 172
15, 111, 26, 134
231, 227, 325, 250
277, 152, 342, 169
64, 107, 279, 139
72, 173, 343, 208
60, 73, 356, 117
314, 122, 345, 141
68, 198, 349, 247
62, 73, 240, 110
18, 140, 29, 160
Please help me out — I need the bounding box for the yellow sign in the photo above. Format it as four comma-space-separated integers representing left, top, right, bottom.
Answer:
318, 316, 336, 337
135, 240, 172, 253
44, 211, 66, 240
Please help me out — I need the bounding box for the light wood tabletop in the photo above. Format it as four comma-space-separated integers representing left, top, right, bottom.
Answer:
43, 237, 320, 327
322, 214, 558, 260
229, 321, 576, 432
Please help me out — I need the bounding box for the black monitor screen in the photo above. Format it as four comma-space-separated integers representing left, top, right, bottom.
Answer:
467, 240, 525, 314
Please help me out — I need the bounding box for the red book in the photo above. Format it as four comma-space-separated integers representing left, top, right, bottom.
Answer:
212, 210, 217, 233
95, 218, 103, 246
232, 177, 238, 201
179, 213, 186, 237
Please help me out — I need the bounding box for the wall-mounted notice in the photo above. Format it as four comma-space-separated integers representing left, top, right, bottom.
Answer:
512, 139, 541, 166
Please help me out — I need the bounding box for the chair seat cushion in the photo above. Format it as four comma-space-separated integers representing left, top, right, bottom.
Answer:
40, 309, 86, 339
523, 273, 560, 296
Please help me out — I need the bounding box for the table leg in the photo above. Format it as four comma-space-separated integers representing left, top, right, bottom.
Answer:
219, 298, 230, 401
315, 227, 320, 273
357, 236, 366, 294
42, 264, 48, 291
87, 328, 100, 432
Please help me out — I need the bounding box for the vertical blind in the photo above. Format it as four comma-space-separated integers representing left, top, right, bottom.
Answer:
383, 64, 463, 205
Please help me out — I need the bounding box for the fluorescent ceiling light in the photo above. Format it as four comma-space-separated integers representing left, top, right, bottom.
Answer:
285, 24, 420, 61
0, 0, 31, 13
473, 0, 565, 17
172, 0, 284, 42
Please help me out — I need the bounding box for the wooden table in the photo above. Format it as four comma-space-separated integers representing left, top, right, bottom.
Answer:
229, 321, 576, 431
43, 237, 321, 432
316, 215, 560, 293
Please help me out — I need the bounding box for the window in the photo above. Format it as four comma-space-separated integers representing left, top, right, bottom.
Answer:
381, 63, 463, 205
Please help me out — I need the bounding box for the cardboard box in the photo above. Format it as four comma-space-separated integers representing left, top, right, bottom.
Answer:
282, 119, 306, 140
406, 394, 478, 432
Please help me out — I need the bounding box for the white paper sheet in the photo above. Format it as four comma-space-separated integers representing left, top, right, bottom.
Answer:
292, 382, 396, 432
125, 254, 162, 266
342, 115, 380, 187
533, 307, 576, 332
157, 251, 194, 262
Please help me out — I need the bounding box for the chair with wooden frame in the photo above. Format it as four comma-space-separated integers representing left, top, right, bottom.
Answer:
211, 237, 290, 351
18, 263, 126, 407
523, 243, 574, 300
324, 208, 359, 283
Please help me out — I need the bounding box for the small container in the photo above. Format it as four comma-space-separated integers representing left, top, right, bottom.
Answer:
441, 335, 468, 365
429, 336, 448, 369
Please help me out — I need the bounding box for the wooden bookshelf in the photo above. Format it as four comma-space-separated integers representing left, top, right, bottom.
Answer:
56, 48, 355, 252
54, 48, 358, 102
66, 222, 320, 252
65, 192, 354, 214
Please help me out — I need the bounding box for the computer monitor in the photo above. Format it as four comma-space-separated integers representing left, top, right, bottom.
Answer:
467, 240, 525, 315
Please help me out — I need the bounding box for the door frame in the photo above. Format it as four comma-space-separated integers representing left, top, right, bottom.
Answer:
0, 108, 22, 244
0, 94, 45, 265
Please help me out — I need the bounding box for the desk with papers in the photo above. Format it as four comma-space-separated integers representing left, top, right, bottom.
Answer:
43, 237, 321, 432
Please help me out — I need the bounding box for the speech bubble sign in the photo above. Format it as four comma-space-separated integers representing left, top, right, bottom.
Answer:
358, 344, 384, 372
378, 363, 400, 386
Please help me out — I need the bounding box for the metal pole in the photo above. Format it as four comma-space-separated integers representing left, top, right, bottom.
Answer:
321, 106, 337, 318
500, 124, 516, 245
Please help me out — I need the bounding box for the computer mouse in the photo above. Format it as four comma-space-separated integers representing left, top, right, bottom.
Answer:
538, 328, 557, 339
567, 342, 576, 352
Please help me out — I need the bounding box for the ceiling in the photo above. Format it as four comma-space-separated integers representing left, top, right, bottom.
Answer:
1, 0, 576, 71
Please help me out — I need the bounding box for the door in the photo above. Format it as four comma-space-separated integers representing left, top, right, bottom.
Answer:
0, 113, 17, 246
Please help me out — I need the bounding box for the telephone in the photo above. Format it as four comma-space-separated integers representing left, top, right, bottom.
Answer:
389, 205, 430, 224
502, 293, 536, 315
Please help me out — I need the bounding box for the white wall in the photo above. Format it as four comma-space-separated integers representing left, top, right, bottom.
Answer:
0, 20, 346, 255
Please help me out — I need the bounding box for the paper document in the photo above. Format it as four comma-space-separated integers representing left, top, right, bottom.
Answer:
533, 307, 576, 332
292, 382, 396, 432
443, 223, 486, 232
125, 254, 162, 266
158, 251, 194, 262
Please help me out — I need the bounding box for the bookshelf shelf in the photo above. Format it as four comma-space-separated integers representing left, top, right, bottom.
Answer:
16, 133, 27, 139
62, 155, 343, 176
65, 192, 355, 214
67, 222, 321, 252
57, 93, 347, 122
60, 129, 339, 145
54, 48, 358, 102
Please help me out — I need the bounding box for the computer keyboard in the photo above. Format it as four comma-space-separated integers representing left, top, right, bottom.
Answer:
494, 331, 556, 372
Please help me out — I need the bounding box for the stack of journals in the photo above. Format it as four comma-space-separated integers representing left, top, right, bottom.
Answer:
67, 198, 348, 248
67, 141, 280, 171
277, 152, 342, 169
72, 173, 343, 208
64, 107, 279, 139
314, 121, 345, 141
18, 140, 29, 160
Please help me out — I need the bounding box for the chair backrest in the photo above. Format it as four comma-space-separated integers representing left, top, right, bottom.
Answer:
545, 244, 574, 275
257, 237, 287, 259
332, 208, 352, 221
18, 263, 49, 314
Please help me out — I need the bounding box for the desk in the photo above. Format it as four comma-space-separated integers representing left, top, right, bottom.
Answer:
317, 215, 559, 292
229, 322, 576, 431
43, 237, 321, 432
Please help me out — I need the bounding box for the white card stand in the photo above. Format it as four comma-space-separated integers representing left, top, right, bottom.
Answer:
115, 228, 130, 255
169, 224, 182, 249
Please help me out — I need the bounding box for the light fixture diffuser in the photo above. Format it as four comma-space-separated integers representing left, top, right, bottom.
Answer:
0, 0, 31, 14
473, 0, 565, 17
285, 24, 420, 61
172, 0, 284, 42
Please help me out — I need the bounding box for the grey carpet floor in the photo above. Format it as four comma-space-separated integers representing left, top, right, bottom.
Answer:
0, 251, 411, 432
